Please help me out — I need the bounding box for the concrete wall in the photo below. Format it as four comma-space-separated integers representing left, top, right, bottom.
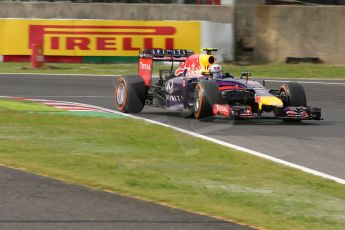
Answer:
255, 6, 345, 64
234, 0, 265, 49
0, 2, 234, 23
5, 3, 345, 64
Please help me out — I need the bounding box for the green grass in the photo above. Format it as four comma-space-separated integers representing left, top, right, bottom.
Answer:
0, 98, 127, 118
222, 63, 345, 79
0, 98, 61, 112
0, 99, 344, 230
1, 62, 345, 79
0, 62, 133, 75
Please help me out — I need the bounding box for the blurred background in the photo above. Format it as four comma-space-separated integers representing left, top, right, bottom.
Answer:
1, 0, 345, 64
2, 1, 345, 4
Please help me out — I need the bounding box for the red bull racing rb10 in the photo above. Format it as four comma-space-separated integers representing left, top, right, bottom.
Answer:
114, 48, 322, 121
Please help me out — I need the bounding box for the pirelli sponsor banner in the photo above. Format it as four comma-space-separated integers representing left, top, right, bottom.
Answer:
0, 19, 201, 56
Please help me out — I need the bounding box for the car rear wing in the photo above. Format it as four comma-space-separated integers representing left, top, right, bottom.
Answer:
138, 49, 194, 86
139, 49, 194, 61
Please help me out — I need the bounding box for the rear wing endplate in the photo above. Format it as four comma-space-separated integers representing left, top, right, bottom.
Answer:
138, 49, 194, 86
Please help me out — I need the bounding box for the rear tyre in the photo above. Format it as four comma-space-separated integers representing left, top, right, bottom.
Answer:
279, 82, 306, 107
114, 75, 146, 113
193, 80, 223, 121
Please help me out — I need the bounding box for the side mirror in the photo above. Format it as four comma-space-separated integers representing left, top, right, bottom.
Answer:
240, 71, 251, 79
224, 72, 234, 79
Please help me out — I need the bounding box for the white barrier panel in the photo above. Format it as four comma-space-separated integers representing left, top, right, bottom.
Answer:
201, 21, 234, 62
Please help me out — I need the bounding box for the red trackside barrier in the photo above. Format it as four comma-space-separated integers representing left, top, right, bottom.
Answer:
31, 44, 44, 68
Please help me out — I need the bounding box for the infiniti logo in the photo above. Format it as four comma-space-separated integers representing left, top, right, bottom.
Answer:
165, 80, 174, 94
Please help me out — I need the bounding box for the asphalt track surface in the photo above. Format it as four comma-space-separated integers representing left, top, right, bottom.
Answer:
0, 74, 345, 229
0, 166, 245, 230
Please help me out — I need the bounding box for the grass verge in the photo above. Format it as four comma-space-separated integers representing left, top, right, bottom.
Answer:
0, 98, 61, 112
1, 62, 345, 79
0, 99, 344, 230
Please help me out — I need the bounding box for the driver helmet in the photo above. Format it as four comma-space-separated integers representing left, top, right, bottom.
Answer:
209, 64, 223, 78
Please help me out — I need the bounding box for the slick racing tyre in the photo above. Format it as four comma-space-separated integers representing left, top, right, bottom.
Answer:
114, 75, 146, 113
193, 80, 223, 121
279, 82, 306, 122
279, 82, 307, 107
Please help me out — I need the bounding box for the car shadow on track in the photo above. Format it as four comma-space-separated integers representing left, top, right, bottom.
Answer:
140, 111, 322, 126
232, 120, 321, 126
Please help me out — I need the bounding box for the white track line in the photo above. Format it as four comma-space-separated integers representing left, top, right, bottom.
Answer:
3, 96, 345, 185
265, 79, 345, 86
45, 99, 345, 185
54, 106, 100, 111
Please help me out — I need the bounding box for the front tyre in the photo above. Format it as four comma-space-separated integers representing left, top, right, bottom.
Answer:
194, 80, 223, 121
114, 75, 146, 113
279, 82, 307, 122
279, 82, 306, 107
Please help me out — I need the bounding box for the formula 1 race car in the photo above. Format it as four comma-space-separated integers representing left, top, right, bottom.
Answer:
114, 48, 322, 121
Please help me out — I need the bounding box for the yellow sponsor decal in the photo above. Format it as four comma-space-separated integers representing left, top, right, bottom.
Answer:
0, 19, 201, 56
257, 96, 283, 110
